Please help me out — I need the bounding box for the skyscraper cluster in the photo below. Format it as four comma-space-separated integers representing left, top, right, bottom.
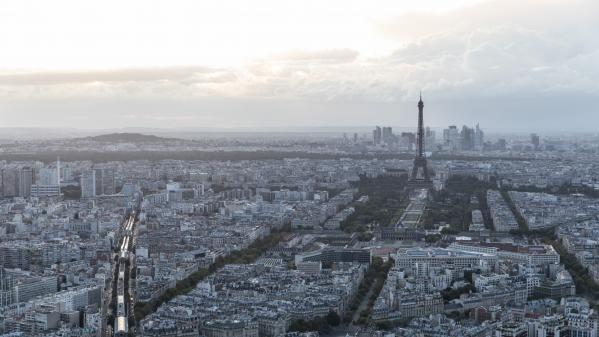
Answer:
443, 123, 484, 151
30, 160, 62, 198
372, 125, 435, 152
373, 126, 382, 145
373, 126, 397, 146
0, 159, 65, 199
425, 127, 436, 151
81, 167, 116, 198
0, 167, 35, 198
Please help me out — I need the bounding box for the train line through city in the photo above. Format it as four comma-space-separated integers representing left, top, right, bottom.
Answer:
111, 212, 137, 337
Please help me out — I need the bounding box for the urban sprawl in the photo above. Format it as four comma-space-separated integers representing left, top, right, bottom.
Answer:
2, 105, 599, 337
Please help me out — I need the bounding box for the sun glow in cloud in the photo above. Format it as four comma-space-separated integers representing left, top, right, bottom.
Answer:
0, 0, 597, 130
0, 0, 486, 71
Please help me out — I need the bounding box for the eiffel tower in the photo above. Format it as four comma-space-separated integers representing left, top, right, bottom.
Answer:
407, 93, 433, 189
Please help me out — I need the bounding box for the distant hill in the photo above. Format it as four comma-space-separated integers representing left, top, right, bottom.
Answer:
80, 133, 179, 143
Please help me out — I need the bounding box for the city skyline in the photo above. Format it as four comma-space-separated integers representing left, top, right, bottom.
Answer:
1, 0, 598, 131
3, 1, 599, 336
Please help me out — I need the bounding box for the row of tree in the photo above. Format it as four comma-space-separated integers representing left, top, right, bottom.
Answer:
545, 238, 599, 301
288, 311, 341, 334
359, 258, 394, 324
499, 189, 529, 232
341, 174, 409, 233
1, 150, 416, 163
134, 227, 288, 320
1, 149, 527, 164
423, 175, 496, 232
344, 257, 393, 325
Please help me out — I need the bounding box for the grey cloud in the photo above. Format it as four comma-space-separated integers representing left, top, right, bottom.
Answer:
243, 0, 599, 102
376, 1, 599, 99
375, 0, 598, 45
0, 66, 222, 85
273, 49, 359, 63
1, 0, 598, 130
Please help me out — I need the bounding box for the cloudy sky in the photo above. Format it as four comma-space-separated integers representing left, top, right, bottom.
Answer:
0, 0, 597, 131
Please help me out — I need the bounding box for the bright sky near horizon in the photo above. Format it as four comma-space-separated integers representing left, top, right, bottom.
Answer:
0, 0, 598, 130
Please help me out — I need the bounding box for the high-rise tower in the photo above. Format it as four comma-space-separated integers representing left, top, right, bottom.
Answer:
408, 93, 432, 189
57, 157, 61, 195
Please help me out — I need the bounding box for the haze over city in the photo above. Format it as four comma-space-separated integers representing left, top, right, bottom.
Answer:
1, 0, 598, 131
4, 2, 599, 337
